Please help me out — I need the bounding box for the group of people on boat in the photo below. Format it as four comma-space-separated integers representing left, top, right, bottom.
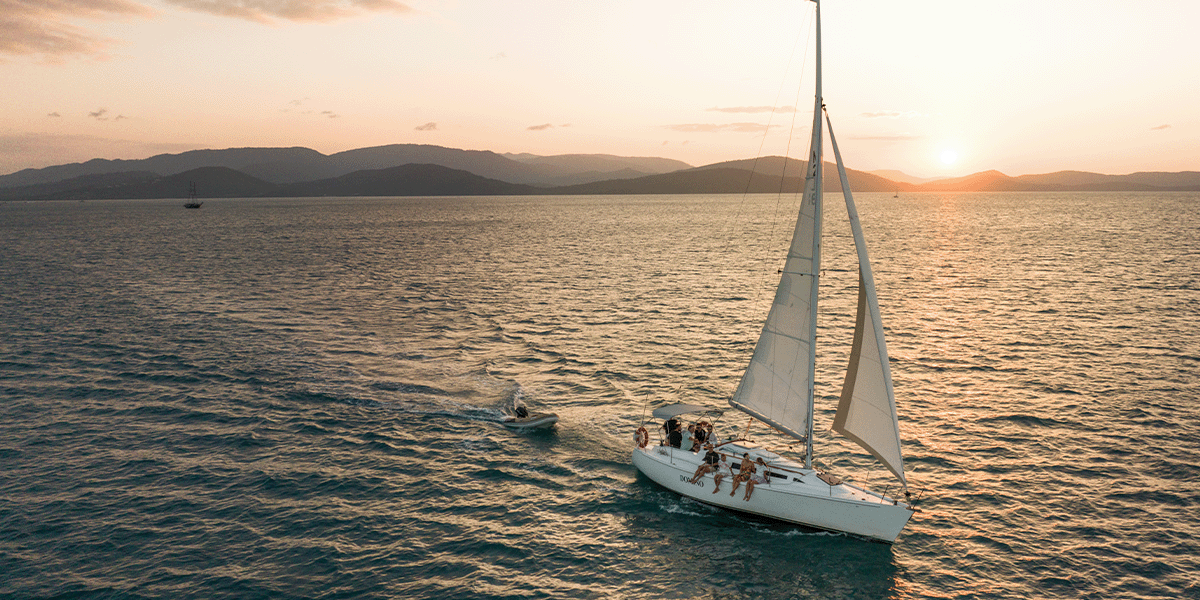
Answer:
661, 417, 713, 453
688, 446, 768, 501
660, 417, 768, 501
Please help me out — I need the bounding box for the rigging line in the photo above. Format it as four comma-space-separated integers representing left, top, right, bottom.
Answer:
757, 5, 816, 297
711, 4, 816, 321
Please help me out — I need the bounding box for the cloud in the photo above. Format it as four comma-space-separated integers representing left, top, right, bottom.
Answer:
849, 133, 923, 141
665, 123, 772, 133
161, 0, 412, 23
490, 52, 506, 60
526, 123, 553, 131
89, 108, 109, 120
860, 110, 921, 119
48, 112, 61, 117
414, 122, 437, 131
0, 0, 154, 59
1150, 124, 1171, 130
1, 0, 413, 60
320, 110, 338, 118
707, 106, 794, 114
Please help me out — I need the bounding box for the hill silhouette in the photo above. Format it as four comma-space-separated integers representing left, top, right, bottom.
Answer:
0, 144, 691, 189
2, 143, 1198, 200
272, 164, 540, 197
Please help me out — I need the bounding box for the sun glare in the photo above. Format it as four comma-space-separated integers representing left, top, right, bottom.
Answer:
940, 149, 959, 165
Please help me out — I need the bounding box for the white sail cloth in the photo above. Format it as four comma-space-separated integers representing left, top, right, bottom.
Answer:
728, 109, 907, 490
826, 114, 907, 489
728, 95, 824, 444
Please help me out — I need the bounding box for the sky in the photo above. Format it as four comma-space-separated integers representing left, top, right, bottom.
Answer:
2, 0, 1198, 178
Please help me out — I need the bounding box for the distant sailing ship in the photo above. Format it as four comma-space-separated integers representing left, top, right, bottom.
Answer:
184, 181, 202, 209
631, 0, 917, 543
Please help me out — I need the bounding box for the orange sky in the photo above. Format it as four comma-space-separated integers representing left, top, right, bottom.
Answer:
2, 0, 1197, 178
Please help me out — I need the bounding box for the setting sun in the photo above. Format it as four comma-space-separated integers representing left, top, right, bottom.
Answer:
940, 149, 960, 165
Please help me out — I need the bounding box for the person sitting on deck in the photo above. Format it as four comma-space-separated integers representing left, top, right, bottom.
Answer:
688, 444, 721, 483
743, 457, 769, 501
690, 421, 712, 452
710, 452, 732, 494
513, 400, 529, 419
729, 453, 756, 497
666, 421, 683, 448
661, 417, 680, 445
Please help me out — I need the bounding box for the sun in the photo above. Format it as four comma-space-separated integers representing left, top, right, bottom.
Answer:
939, 149, 959, 165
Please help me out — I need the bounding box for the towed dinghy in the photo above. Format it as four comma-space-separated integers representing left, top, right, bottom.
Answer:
502, 412, 558, 431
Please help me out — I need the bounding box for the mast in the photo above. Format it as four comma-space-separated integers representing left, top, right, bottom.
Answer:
804, 0, 823, 470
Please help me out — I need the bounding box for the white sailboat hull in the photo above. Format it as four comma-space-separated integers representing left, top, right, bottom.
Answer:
633, 443, 913, 543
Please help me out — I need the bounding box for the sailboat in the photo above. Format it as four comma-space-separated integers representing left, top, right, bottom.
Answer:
183, 181, 202, 209
631, 0, 916, 543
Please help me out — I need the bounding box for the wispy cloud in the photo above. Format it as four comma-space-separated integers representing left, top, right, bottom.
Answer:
0, 0, 154, 60
707, 106, 794, 114
47, 112, 61, 118
1150, 124, 1171, 130
665, 123, 772, 133
526, 123, 553, 131
860, 110, 921, 119
89, 108, 109, 120
162, 0, 412, 23
849, 133, 923, 141
1, 0, 414, 60
414, 122, 437, 131
320, 110, 338, 118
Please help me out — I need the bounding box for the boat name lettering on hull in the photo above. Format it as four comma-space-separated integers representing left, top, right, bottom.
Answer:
680, 475, 704, 488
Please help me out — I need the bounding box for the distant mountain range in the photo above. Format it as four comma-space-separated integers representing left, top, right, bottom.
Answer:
1, 144, 1197, 201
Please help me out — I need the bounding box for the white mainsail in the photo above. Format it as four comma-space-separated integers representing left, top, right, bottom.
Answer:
728, 73, 824, 446
826, 116, 907, 488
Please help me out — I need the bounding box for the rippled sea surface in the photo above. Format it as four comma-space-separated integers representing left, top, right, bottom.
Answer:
1, 192, 1198, 599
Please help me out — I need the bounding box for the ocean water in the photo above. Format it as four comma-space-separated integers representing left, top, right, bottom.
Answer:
1, 192, 1197, 599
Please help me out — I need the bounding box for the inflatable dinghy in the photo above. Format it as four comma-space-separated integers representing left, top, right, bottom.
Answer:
502, 412, 559, 431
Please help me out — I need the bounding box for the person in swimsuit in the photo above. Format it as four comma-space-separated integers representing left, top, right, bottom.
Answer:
689, 444, 721, 483
729, 453, 755, 497
743, 457, 768, 501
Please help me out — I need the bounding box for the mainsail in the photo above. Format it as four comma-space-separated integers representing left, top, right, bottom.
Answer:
826, 115, 907, 488
728, 66, 825, 446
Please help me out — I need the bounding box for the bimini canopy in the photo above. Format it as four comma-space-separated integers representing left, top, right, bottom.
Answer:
651, 403, 723, 420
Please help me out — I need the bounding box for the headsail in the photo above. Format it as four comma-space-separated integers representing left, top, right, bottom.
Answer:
825, 114, 907, 488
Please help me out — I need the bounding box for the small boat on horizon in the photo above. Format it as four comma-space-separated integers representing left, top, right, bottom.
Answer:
184, 181, 202, 208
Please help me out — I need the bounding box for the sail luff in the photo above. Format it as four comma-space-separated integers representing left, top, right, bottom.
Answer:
825, 112, 907, 488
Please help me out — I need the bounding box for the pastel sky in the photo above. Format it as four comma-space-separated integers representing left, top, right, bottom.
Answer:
2, 0, 1197, 178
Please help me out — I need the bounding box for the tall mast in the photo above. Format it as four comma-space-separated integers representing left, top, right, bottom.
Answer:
805, 0, 823, 470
